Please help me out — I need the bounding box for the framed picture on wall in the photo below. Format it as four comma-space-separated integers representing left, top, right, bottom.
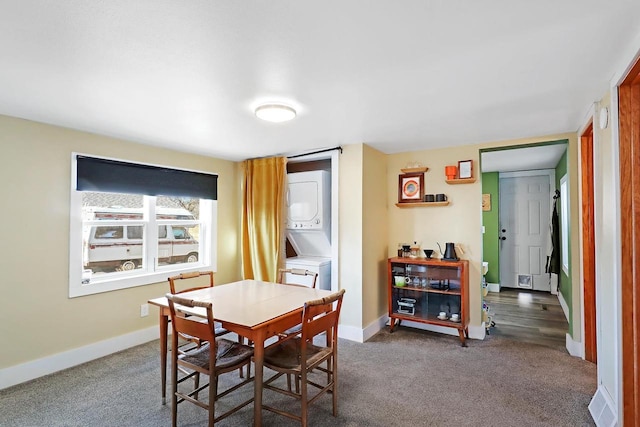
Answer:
458, 160, 473, 179
482, 193, 491, 211
398, 172, 424, 203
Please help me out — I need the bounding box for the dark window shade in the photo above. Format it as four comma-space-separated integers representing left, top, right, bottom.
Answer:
76, 155, 217, 200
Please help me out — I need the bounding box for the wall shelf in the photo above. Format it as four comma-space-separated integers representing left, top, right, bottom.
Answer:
446, 177, 476, 185
400, 167, 428, 174
395, 201, 449, 208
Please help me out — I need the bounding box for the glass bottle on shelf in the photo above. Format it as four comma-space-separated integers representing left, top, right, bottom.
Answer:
410, 241, 421, 258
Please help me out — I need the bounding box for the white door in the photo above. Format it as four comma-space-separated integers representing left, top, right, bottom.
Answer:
499, 174, 551, 291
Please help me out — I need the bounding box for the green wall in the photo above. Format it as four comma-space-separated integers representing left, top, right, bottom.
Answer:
481, 172, 500, 284
555, 149, 572, 333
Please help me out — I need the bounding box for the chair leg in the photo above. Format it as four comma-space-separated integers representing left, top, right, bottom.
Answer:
194, 372, 200, 400
209, 375, 216, 427
301, 369, 308, 427
238, 336, 244, 378
332, 354, 338, 416
171, 360, 178, 427
237, 336, 252, 378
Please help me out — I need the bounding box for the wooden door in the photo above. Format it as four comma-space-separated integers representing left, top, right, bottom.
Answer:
581, 123, 597, 364
499, 174, 551, 291
619, 56, 640, 426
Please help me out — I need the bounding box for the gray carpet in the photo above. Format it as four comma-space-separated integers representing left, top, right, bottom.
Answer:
0, 327, 596, 426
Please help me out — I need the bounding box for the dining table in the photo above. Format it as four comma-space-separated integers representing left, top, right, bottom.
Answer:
148, 279, 334, 427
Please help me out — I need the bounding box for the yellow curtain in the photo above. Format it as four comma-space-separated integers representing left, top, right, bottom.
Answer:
241, 157, 287, 282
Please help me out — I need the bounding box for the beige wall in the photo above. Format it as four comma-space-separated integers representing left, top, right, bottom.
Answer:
0, 115, 240, 369
387, 146, 484, 326
337, 144, 364, 328
362, 144, 389, 327
0, 112, 585, 372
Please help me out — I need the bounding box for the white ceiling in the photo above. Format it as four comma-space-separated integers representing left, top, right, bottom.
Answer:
1, 1, 639, 162
481, 143, 568, 173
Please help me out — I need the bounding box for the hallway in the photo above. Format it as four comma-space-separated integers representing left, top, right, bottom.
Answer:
485, 288, 568, 352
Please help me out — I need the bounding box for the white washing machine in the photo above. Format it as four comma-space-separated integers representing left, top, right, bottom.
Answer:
285, 256, 331, 290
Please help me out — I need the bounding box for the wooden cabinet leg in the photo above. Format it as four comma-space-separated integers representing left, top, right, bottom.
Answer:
390, 317, 400, 332
458, 329, 467, 347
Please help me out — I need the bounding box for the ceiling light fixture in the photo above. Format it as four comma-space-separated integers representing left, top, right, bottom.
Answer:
255, 104, 296, 123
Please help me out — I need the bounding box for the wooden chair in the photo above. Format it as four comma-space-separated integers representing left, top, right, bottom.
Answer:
276, 268, 320, 340
261, 288, 346, 426
166, 294, 254, 427
168, 271, 251, 378
277, 268, 318, 289
167, 271, 230, 345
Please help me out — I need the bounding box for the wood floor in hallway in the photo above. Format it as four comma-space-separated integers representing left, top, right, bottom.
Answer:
484, 288, 569, 352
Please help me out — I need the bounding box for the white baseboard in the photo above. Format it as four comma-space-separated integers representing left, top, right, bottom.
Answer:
566, 332, 584, 358
556, 292, 584, 357
338, 315, 387, 343
338, 324, 365, 343
558, 290, 570, 322
363, 315, 388, 342
0, 326, 158, 390
589, 385, 618, 426
3, 316, 483, 390
469, 324, 486, 340
487, 283, 500, 292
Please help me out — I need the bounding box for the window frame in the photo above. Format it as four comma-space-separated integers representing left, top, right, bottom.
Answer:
69, 153, 217, 298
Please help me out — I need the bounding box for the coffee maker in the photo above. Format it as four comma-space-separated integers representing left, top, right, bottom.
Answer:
437, 242, 459, 261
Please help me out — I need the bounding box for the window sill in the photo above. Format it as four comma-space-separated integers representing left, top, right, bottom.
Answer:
69, 263, 209, 298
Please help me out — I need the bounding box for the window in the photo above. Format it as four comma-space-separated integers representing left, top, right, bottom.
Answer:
69, 154, 218, 297
560, 174, 569, 274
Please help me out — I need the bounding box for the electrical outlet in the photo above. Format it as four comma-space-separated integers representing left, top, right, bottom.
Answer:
140, 303, 149, 317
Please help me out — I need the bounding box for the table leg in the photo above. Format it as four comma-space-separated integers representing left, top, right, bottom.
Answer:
252, 330, 266, 427
159, 309, 168, 405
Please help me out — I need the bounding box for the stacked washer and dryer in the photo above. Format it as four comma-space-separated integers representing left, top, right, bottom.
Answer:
285, 170, 332, 290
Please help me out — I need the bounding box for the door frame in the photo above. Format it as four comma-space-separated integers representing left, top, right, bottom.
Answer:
579, 121, 597, 364
285, 149, 340, 294
618, 54, 640, 426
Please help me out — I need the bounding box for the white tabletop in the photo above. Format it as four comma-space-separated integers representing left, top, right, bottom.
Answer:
149, 279, 334, 329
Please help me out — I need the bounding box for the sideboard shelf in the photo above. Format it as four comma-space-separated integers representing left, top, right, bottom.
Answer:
388, 257, 469, 346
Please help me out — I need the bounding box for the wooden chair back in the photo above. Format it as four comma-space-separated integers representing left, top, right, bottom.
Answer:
300, 288, 345, 351
277, 268, 318, 289
166, 294, 216, 344
168, 271, 214, 294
